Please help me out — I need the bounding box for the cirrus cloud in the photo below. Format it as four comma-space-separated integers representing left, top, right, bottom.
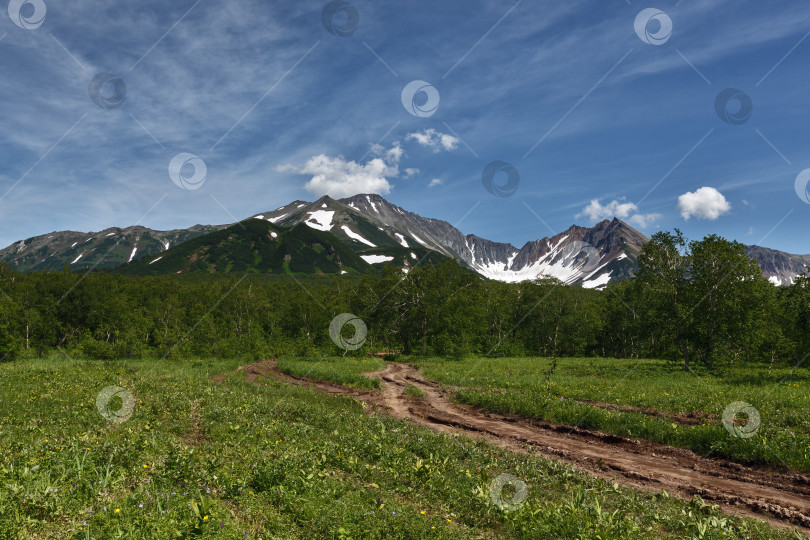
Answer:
405, 129, 459, 152
677, 187, 731, 220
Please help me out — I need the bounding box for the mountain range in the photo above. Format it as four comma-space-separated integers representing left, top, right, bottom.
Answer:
1, 194, 807, 288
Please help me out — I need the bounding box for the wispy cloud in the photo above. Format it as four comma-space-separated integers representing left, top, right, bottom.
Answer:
0, 0, 807, 254
405, 129, 459, 152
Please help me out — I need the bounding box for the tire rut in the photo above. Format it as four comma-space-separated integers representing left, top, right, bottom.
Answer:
234, 360, 810, 533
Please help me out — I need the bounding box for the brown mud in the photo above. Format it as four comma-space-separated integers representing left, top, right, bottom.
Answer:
216, 359, 810, 532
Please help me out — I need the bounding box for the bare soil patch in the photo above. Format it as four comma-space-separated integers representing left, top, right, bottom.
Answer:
219, 360, 810, 532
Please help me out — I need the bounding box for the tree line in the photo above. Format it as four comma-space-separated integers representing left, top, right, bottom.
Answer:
0, 230, 807, 369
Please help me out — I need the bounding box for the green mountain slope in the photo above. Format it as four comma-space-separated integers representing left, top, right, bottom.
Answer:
118, 219, 370, 276
0, 225, 224, 272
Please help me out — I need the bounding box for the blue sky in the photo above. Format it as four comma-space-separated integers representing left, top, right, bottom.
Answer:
1, 0, 809, 253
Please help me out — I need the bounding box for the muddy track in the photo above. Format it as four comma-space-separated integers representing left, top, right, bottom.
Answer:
232, 360, 810, 532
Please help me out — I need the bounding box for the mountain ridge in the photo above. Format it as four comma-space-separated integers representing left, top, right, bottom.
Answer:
1, 193, 807, 287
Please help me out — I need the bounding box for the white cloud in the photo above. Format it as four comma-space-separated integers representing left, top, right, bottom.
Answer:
429, 178, 443, 187
405, 129, 459, 152
370, 141, 404, 163
404, 168, 420, 178
677, 187, 731, 220
577, 198, 660, 229
578, 199, 637, 221
278, 151, 399, 199
628, 213, 662, 228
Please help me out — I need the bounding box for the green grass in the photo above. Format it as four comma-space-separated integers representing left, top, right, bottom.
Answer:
0, 355, 803, 538
413, 357, 810, 472
277, 356, 384, 389
404, 385, 425, 399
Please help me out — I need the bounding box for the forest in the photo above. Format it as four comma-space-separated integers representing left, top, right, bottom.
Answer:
0, 230, 808, 369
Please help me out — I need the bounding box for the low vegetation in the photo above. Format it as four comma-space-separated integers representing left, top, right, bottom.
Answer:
277, 356, 383, 389
0, 355, 802, 539
415, 357, 810, 472
1, 230, 808, 537
404, 384, 425, 399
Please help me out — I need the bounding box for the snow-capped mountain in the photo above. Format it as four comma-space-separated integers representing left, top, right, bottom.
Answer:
254, 194, 648, 287
746, 246, 810, 286
0, 225, 225, 273
2, 193, 807, 288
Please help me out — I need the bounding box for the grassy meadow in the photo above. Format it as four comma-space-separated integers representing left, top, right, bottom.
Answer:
0, 355, 805, 538
414, 357, 810, 472
276, 357, 384, 389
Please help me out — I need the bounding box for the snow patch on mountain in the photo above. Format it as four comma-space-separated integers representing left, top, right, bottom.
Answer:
394, 233, 408, 248
269, 212, 291, 224
582, 272, 612, 289
128, 247, 138, 263
341, 225, 376, 247
304, 210, 334, 231
472, 239, 603, 285
409, 232, 430, 247
361, 254, 394, 264
366, 195, 379, 214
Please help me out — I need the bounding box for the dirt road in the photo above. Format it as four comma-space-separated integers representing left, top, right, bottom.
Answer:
227, 359, 810, 531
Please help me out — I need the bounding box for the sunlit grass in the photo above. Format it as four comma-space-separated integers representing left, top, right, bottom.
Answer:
277, 356, 384, 389
0, 355, 802, 538
414, 357, 810, 472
